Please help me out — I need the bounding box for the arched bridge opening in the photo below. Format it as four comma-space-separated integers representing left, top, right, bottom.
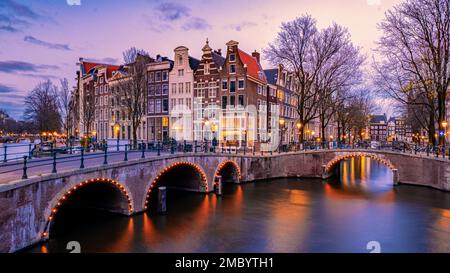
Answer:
323, 153, 398, 185
43, 178, 133, 239
215, 160, 241, 184
144, 161, 208, 211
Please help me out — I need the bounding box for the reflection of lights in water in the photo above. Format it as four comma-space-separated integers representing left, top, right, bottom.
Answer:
266, 189, 311, 252
41, 245, 48, 253
428, 208, 450, 252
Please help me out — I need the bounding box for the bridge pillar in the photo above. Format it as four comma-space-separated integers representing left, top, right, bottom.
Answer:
392, 169, 399, 186
322, 165, 331, 179
215, 175, 222, 196
158, 186, 167, 214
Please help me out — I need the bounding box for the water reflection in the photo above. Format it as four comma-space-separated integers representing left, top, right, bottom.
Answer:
24, 157, 450, 253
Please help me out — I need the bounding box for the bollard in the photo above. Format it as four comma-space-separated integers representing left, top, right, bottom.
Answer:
124, 144, 128, 161
194, 140, 197, 153
141, 142, 145, 159
52, 152, 57, 173
3, 145, 7, 162
80, 149, 85, 169
22, 156, 28, 179
157, 141, 161, 156
104, 145, 108, 164
28, 144, 32, 159
392, 169, 399, 186
69, 144, 73, 155
158, 186, 167, 214
215, 175, 223, 196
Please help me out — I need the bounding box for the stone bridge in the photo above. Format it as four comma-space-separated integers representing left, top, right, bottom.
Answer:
1, 149, 449, 252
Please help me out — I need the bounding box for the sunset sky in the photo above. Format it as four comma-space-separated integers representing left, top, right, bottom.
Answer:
0, 0, 402, 119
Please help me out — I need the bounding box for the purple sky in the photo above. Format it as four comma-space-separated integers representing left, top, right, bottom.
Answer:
0, 0, 401, 120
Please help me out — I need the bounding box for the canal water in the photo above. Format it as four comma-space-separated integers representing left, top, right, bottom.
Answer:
25, 156, 450, 253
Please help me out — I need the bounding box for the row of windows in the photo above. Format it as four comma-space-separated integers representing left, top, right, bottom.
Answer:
221, 95, 245, 109
148, 84, 169, 96
221, 79, 245, 92
171, 82, 191, 94
170, 98, 192, 110
95, 85, 108, 95
148, 71, 169, 83
195, 82, 218, 98
148, 98, 169, 114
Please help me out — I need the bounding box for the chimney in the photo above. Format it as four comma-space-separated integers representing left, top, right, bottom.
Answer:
252, 50, 260, 63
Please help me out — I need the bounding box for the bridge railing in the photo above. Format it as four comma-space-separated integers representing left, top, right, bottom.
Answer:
1, 140, 449, 183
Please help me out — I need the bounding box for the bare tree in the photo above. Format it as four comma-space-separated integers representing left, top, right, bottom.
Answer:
116, 48, 151, 147
57, 78, 72, 145
82, 81, 95, 137
374, 0, 450, 145
24, 80, 62, 134
265, 15, 365, 141
123, 47, 150, 65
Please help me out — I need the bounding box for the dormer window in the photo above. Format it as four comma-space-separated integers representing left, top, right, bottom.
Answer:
229, 53, 236, 62
178, 55, 183, 66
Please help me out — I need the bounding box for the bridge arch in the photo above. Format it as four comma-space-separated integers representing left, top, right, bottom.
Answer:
144, 161, 208, 210
325, 152, 396, 174
41, 178, 134, 239
214, 160, 241, 184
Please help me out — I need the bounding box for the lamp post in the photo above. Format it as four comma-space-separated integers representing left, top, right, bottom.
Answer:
279, 118, 285, 152
441, 120, 448, 149
296, 122, 302, 146
114, 123, 120, 151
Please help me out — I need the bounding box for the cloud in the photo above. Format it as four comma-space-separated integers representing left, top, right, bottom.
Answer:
66, 0, 82, 6
367, 0, 382, 6
0, 25, 18, 32
0, 0, 42, 33
156, 2, 190, 21
228, 21, 257, 31
181, 17, 211, 31
84, 57, 119, 64
0, 83, 16, 93
24, 35, 71, 51
0, 61, 59, 73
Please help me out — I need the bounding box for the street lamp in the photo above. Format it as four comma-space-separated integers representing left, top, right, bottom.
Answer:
441, 120, 448, 150
296, 122, 302, 144
279, 119, 286, 151
114, 123, 120, 151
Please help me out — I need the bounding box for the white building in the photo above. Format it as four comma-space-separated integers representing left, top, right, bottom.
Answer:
169, 46, 200, 141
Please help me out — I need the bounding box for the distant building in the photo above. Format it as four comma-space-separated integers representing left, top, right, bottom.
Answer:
146, 55, 173, 142
369, 114, 388, 141
76, 58, 120, 139
169, 46, 199, 141
193, 39, 225, 142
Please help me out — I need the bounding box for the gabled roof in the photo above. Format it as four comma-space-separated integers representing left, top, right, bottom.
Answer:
81, 61, 120, 79
371, 114, 387, 124
238, 49, 267, 83
189, 56, 200, 71
264, 69, 278, 85
212, 51, 225, 67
